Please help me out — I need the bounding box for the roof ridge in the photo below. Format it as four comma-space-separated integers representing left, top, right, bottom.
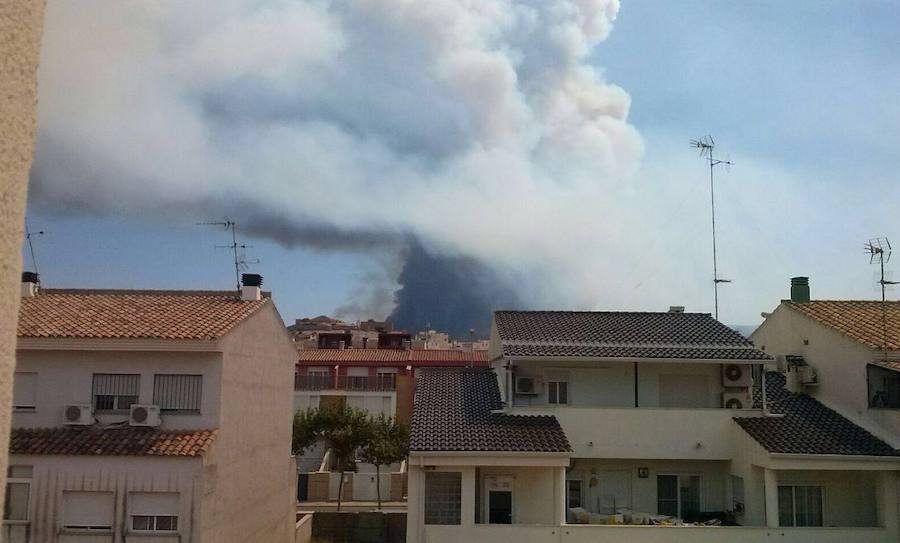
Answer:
495, 309, 713, 316
38, 288, 272, 298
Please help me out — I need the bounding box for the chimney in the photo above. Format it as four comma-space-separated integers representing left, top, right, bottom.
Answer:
790, 277, 810, 304
21, 271, 39, 298
668, 306, 685, 313
241, 273, 262, 301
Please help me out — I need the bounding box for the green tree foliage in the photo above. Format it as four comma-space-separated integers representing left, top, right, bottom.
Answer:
359, 414, 410, 508
292, 404, 375, 510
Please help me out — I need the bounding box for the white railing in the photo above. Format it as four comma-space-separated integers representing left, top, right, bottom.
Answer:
511, 407, 761, 459
425, 524, 891, 543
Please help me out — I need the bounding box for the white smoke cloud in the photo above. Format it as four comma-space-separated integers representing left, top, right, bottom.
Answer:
32, 0, 646, 312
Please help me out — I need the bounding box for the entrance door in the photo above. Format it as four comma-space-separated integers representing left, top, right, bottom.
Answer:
488, 490, 513, 524
483, 475, 514, 524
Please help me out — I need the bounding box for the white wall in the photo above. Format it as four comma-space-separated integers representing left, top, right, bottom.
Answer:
12, 350, 222, 430
201, 303, 296, 543
776, 469, 878, 527
477, 467, 560, 525
515, 407, 758, 459
6, 454, 201, 543
751, 304, 900, 444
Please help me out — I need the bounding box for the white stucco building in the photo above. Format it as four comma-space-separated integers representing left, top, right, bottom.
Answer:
406, 308, 900, 543
3, 274, 297, 543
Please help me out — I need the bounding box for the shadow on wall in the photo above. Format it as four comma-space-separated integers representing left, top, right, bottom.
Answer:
307, 511, 406, 543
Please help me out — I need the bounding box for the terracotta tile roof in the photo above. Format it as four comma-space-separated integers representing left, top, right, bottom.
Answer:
787, 300, 900, 351
495, 311, 769, 361
18, 289, 269, 340
9, 427, 217, 457
410, 368, 570, 453
297, 349, 488, 367
736, 372, 899, 457
872, 359, 900, 372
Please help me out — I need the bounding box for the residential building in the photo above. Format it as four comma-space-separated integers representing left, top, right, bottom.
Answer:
295, 348, 488, 423
751, 277, 900, 440
406, 308, 900, 543
3, 274, 297, 543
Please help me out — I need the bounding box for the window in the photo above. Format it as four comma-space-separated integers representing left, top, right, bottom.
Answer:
307, 367, 331, 389
659, 374, 710, 408
129, 492, 179, 533
657, 475, 701, 519
4, 466, 32, 521
92, 374, 139, 412
566, 479, 582, 509
424, 472, 461, 525
12, 372, 37, 411
153, 374, 202, 412
346, 367, 368, 390
778, 485, 823, 527
868, 364, 900, 408
548, 381, 568, 405
376, 367, 397, 390
62, 491, 114, 531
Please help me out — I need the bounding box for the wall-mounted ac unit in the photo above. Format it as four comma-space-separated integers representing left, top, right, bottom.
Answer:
722, 391, 751, 409
514, 376, 538, 395
722, 364, 752, 388
63, 404, 93, 426
129, 404, 162, 427
797, 365, 818, 386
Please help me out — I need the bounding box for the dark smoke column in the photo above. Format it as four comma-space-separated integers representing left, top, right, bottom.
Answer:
389, 243, 523, 339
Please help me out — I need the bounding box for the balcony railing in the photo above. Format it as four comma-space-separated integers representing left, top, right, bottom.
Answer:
295, 373, 396, 391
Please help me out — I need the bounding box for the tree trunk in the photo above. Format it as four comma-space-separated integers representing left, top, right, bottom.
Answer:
337, 469, 345, 512
375, 464, 382, 510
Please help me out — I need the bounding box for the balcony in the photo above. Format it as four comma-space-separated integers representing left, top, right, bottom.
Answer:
295, 374, 396, 391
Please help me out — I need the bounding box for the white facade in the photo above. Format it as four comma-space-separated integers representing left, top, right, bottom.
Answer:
751, 302, 900, 444
406, 314, 900, 543
4, 301, 297, 543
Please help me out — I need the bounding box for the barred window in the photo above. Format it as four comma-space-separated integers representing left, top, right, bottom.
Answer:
129, 492, 179, 533
153, 375, 202, 412
93, 374, 140, 412
424, 472, 461, 525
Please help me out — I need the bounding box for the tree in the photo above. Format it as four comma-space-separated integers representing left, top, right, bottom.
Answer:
358, 414, 410, 509
292, 404, 373, 511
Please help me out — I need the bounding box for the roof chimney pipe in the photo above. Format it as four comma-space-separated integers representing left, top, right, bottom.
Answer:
668, 306, 685, 313
790, 277, 810, 304
21, 271, 39, 298
241, 273, 262, 301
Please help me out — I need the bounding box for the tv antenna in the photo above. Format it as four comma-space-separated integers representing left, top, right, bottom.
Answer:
690, 135, 734, 320
24, 217, 45, 277
197, 220, 259, 290
865, 237, 897, 360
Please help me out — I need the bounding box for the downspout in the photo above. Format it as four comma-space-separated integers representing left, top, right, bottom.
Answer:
633, 361, 639, 407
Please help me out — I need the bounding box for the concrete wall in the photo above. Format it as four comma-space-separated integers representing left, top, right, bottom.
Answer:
514, 406, 759, 459
201, 303, 296, 542
6, 454, 202, 543
751, 303, 900, 443
423, 524, 891, 543
0, 0, 45, 518
13, 349, 222, 430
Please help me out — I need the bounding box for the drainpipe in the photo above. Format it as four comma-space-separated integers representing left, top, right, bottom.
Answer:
633, 362, 639, 407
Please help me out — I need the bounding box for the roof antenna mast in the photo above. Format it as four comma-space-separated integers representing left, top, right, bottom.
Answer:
865, 237, 897, 361
197, 220, 259, 290
24, 217, 45, 276
690, 135, 734, 320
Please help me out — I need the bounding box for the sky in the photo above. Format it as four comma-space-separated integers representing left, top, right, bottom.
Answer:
24, 0, 900, 333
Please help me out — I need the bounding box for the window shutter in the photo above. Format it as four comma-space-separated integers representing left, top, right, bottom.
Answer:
92, 374, 140, 396
62, 491, 114, 528
153, 375, 202, 411
13, 372, 37, 409
129, 492, 179, 516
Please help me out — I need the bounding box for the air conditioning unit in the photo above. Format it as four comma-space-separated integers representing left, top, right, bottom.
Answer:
722, 391, 751, 409
797, 365, 818, 385
514, 376, 538, 395
63, 404, 93, 426
129, 404, 162, 427
722, 364, 752, 388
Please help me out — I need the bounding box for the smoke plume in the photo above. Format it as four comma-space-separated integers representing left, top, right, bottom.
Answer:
31, 0, 644, 327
